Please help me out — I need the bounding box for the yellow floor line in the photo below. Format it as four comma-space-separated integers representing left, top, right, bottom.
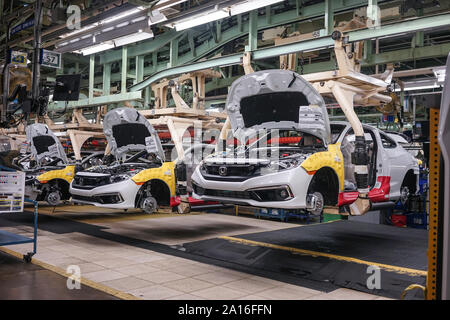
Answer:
0, 247, 140, 300
33, 207, 205, 224
75, 212, 205, 224
219, 236, 428, 277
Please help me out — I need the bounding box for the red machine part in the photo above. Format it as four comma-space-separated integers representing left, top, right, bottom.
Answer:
368, 176, 391, 203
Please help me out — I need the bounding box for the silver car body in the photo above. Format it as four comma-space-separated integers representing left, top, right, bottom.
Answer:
191, 70, 419, 210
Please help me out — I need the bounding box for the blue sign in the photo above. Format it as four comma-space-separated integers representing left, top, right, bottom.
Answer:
10, 20, 34, 35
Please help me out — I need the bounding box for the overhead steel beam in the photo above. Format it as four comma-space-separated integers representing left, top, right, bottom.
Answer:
60, 91, 143, 109
129, 13, 450, 92
363, 42, 450, 66
98, 0, 377, 64
348, 13, 450, 42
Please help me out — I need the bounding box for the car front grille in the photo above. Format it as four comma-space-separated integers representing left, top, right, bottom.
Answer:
201, 163, 262, 182
72, 193, 122, 204
72, 174, 111, 190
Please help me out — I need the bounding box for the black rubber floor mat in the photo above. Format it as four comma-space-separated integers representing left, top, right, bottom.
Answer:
236, 220, 428, 271
182, 236, 426, 299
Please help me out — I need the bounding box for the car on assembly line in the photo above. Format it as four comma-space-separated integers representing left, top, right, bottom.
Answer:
13, 123, 104, 206
190, 69, 420, 215
69, 107, 175, 213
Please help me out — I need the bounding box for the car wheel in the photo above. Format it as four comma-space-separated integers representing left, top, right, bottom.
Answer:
400, 185, 410, 206
306, 192, 324, 216
141, 196, 158, 214
46, 191, 61, 206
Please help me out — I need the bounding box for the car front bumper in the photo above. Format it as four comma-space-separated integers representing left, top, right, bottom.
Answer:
190, 165, 313, 209
70, 178, 140, 209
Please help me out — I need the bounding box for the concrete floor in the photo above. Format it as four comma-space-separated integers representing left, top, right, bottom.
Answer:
0, 205, 390, 300
0, 250, 117, 300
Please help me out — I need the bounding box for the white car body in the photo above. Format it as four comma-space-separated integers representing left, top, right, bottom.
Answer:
191, 70, 419, 212
69, 108, 172, 213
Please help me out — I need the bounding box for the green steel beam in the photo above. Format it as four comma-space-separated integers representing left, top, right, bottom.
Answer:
248, 10, 258, 51
65, 92, 143, 109
129, 13, 450, 92
89, 55, 95, 100
121, 47, 127, 93
98, 0, 372, 65
324, 0, 334, 35
84, 0, 386, 89
169, 38, 178, 68
103, 63, 111, 96
188, 31, 196, 57
348, 13, 450, 42
136, 55, 144, 83
362, 42, 450, 66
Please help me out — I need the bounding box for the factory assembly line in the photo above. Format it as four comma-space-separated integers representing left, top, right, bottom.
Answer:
0, 0, 449, 307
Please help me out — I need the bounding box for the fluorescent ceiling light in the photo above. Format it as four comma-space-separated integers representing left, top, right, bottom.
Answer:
433, 66, 446, 83
173, 9, 229, 31
168, 0, 283, 31
157, 0, 188, 10
101, 7, 145, 24
230, 0, 284, 16
59, 24, 98, 38
77, 43, 115, 55
74, 30, 154, 55
113, 30, 154, 46
394, 81, 442, 92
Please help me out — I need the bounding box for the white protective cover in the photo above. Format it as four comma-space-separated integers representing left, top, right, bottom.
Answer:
25, 123, 68, 165
103, 108, 165, 161
226, 69, 331, 143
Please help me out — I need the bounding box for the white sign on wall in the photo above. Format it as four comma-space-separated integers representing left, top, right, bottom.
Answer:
41, 49, 62, 69
0, 171, 25, 213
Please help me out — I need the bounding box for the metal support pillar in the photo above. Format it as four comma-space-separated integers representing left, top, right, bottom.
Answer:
152, 51, 158, 72
439, 55, 450, 300
136, 55, 144, 84
121, 46, 127, 93
145, 86, 151, 108
89, 55, 95, 101
324, 0, 334, 35
103, 63, 111, 96
31, 0, 43, 105
248, 10, 258, 51
427, 108, 442, 300
169, 38, 179, 68
266, 5, 271, 24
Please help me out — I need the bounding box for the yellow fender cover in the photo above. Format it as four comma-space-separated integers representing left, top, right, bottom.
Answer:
36, 165, 76, 184
300, 143, 345, 191
131, 161, 176, 196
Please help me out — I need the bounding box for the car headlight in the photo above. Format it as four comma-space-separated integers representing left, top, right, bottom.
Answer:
111, 172, 138, 183
262, 158, 302, 174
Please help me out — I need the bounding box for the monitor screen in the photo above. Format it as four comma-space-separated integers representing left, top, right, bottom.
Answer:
53, 74, 81, 101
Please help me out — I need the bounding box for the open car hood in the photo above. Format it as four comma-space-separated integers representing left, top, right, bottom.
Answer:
25, 123, 68, 165
226, 70, 330, 143
103, 108, 165, 161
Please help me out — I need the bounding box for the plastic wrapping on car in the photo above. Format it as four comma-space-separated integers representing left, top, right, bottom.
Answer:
25, 123, 68, 165
103, 108, 165, 161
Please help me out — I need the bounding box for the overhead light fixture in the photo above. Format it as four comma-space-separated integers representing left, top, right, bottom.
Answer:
167, 0, 284, 31
75, 29, 154, 55
229, 0, 284, 16
156, 0, 188, 10
433, 66, 447, 83
77, 43, 115, 55
394, 79, 442, 92
113, 30, 154, 46
172, 8, 229, 31
59, 24, 98, 39
101, 6, 145, 24
56, 7, 165, 55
